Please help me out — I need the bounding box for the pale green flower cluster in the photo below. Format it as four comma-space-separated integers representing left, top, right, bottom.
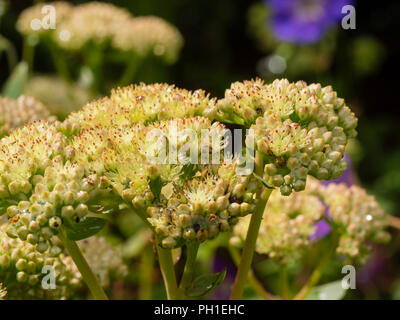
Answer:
17, 2, 183, 63
231, 187, 324, 264
0, 96, 56, 137
62, 83, 217, 132
0, 79, 357, 252
24, 76, 91, 118
53, 2, 132, 50
232, 178, 390, 264
0, 224, 81, 299
16, 1, 72, 36
78, 237, 127, 288
0, 84, 255, 250
112, 16, 184, 64
217, 78, 358, 195
321, 183, 390, 264
0, 225, 127, 299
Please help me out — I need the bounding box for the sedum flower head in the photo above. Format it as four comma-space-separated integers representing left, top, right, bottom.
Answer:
78, 237, 127, 288
113, 16, 184, 64
231, 188, 324, 264
321, 183, 390, 264
16, 1, 73, 36
0, 224, 81, 299
54, 2, 132, 50
24, 76, 91, 118
62, 83, 217, 132
67, 115, 256, 248
218, 78, 358, 195
0, 96, 56, 137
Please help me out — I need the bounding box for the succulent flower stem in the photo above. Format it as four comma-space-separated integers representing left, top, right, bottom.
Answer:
293, 235, 337, 300
156, 243, 178, 300
58, 230, 108, 300
279, 267, 290, 300
228, 245, 276, 300
230, 152, 273, 300
22, 37, 35, 73
47, 41, 71, 83
118, 54, 142, 87
176, 242, 200, 299
139, 244, 155, 300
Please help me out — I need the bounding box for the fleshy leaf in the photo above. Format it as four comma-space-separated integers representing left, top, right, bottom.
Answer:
185, 269, 226, 298
65, 217, 106, 241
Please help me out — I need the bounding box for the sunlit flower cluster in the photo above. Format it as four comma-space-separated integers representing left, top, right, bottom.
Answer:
0, 79, 358, 254
217, 78, 358, 195
0, 96, 56, 137
62, 83, 217, 132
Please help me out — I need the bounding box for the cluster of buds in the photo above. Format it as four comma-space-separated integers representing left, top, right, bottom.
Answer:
0, 96, 56, 137
321, 183, 390, 264
232, 177, 390, 265
67, 113, 257, 248
16, 1, 72, 36
146, 164, 260, 248
0, 224, 81, 299
231, 188, 324, 264
53, 2, 132, 50
0, 79, 358, 253
0, 121, 121, 254
78, 237, 127, 288
17, 2, 183, 63
113, 16, 184, 64
24, 76, 91, 118
217, 79, 358, 196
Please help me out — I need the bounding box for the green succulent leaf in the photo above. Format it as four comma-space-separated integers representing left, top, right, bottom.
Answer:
185, 269, 226, 298
65, 217, 106, 241
2, 61, 28, 98
148, 176, 163, 202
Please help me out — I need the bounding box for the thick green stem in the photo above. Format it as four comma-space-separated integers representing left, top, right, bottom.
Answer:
48, 43, 71, 82
279, 267, 290, 300
58, 231, 108, 300
118, 55, 142, 87
176, 242, 199, 299
139, 244, 154, 300
228, 245, 275, 300
293, 235, 337, 300
230, 152, 273, 300
156, 244, 178, 300
22, 37, 35, 74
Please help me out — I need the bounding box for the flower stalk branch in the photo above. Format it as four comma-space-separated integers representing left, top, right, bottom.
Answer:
58, 230, 108, 300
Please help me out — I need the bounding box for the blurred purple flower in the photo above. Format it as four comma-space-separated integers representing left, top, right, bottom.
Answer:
266, 0, 353, 44
311, 154, 356, 241
212, 249, 236, 300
